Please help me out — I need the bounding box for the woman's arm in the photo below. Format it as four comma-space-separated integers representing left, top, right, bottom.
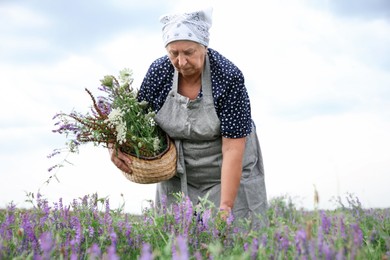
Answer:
220, 136, 246, 212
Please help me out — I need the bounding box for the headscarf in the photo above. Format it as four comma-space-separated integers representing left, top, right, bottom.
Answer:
160, 7, 213, 47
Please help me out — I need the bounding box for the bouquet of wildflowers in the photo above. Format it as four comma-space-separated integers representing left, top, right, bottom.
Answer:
48, 68, 169, 174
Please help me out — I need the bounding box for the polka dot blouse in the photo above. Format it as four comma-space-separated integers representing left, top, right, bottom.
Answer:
137, 48, 253, 138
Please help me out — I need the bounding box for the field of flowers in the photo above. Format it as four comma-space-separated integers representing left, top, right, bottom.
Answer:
0, 192, 389, 259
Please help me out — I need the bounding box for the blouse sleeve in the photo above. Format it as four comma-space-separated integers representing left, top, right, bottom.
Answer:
137, 56, 174, 113
209, 49, 253, 138
217, 70, 252, 138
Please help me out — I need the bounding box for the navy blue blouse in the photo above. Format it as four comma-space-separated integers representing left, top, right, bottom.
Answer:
137, 48, 252, 138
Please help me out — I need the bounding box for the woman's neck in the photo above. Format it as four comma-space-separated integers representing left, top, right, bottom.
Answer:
178, 73, 202, 100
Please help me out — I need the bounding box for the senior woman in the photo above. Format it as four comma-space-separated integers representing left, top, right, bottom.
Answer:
110, 8, 268, 228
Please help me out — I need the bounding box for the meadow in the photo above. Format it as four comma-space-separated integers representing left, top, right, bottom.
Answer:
0, 192, 389, 259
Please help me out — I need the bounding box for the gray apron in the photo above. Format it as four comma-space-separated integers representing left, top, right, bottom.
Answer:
154, 56, 267, 228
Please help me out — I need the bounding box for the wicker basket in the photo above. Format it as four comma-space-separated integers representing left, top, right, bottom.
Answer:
121, 138, 177, 184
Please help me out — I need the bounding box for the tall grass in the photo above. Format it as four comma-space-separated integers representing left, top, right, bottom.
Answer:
0, 192, 389, 259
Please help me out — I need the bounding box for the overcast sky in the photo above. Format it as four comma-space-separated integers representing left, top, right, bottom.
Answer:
1, 0, 389, 213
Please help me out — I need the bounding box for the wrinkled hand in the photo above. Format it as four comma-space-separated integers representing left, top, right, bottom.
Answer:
108, 143, 132, 173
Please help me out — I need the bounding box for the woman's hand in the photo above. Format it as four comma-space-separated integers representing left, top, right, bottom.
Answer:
218, 206, 231, 221
108, 143, 132, 173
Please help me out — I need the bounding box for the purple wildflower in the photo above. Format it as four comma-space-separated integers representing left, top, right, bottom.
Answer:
173, 204, 181, 225
351, 223, 363, 247
110, 231, 118, 246
308, 240, 317, 259
139, 243, 153, 260
226, 211, 234, 226
105, 245, 119, 260
339, 216, 347, 240
243, 242, 249, 251
0, 203, 16, 240
88, 226, 94, 238
70, 216, 82, 246
96, 97, 112, 116
21, 213, 38, 250
295, 228, 307, 255
321, 243, 334, 260
335, 249, 344, 260
200, 209, 212, 230
87, 243, 101, 259
172, 235, 189, 260
39, 232, 54, 259
250, 238, 259, 259
104, 199, 113, 226
320, 210, 332, 234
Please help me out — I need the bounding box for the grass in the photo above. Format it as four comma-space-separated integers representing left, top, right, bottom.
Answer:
0, 192, 389, 259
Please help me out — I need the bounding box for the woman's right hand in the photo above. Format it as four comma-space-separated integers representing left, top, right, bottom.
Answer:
108, 144, 132, 173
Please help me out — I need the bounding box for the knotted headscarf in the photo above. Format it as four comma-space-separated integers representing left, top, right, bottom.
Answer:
160, 8, 213, 47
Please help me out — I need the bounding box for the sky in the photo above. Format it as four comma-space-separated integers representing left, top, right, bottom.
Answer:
1, 0, 389, 214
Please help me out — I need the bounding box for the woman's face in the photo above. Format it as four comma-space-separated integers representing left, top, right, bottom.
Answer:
166, 41, 207, 77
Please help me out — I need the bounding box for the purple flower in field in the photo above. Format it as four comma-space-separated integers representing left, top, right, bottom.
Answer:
0, 203, 16, 239
21, 213, 38, 250
160, 195, 168, 215
104, 245, 119, 260
200, 209, 212, 230
173, 204, 181, 225
110, 231, 118, 246
172, 235, 189, 260
88, 226, 94, 238
104, 199, 113, 227
320, 210, 332, 234
321, 243, 334, 260
184, 197, 193, 224
279, 235, 289, 252
226, 211, 234, 226
335, 249, 344, 260
70, 251, 78, 260
243, 242, 249, 251
87, 243, 101, 259
139, 243, 153, 260
317, 226, 324, 250
39, 232, 54, 259
172, 196, 194, 234
250, 238, 259, 259
71, 216, 82, 246
351, 223, 363, 247
275, 230, 289, 252
308, 240, 317, 259
338, 216, 347, 240
295, 228, 307, 255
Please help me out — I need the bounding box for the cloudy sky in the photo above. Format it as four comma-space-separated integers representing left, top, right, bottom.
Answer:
1, 0, 389, 213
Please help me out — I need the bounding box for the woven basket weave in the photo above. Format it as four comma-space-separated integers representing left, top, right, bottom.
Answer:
121, 138, 177, 184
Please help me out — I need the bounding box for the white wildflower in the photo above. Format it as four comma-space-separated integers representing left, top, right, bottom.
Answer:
119, 68, 133, 86
105, 108, 127, 144
153, 137, 160, 153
